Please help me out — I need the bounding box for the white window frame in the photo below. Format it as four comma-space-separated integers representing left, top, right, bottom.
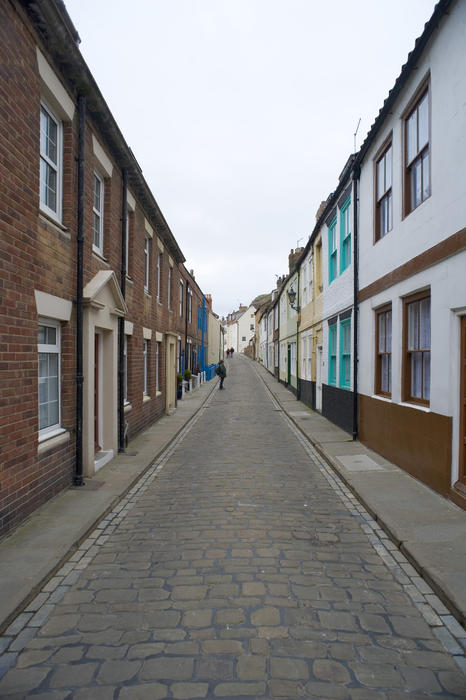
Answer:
40, 102, 63, 221
38, 319, 61, 436
144, 237, 150, 292
125, 213, 130, 276
157, 252, 162, 301
92, 172, 104, 254
156, 341, 161, 393
123, 335, 129, 403
188, 289, 193, 323
180, 280, 184, 317
143, 339, 149, 396
168, 266, 172, 310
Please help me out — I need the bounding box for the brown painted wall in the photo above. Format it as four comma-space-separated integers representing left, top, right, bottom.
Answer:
359, 394, 452, 495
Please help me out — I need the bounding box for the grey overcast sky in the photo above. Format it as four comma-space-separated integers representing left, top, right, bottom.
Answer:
64, 0, 436, 319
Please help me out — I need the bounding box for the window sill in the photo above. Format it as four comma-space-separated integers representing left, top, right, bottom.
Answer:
144, 290, 151, 298
38, 428, 70, 454
371, 393, 392, 403
38, 211, 70, 239
92, 249, 110, 266
143, 394, 151, 403
399, 401, 431, 413
126, 275, 134, 285
156, 391, 162, 398
124, 401, 132, 414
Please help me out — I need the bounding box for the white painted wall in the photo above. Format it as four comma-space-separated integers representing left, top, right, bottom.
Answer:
237, 305, 256, 353
358, 0, 466, 290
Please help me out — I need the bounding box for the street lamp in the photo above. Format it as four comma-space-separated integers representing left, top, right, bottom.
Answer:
287, 286, 300, 312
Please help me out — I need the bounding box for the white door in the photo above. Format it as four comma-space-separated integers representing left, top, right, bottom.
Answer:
316, 345, 322, 412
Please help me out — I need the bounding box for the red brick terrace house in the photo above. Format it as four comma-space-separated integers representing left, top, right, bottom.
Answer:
0, 0, 210, 538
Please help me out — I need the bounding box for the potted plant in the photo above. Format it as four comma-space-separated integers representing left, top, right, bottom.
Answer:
177, 373, 183, 399
184, 368, 192, 391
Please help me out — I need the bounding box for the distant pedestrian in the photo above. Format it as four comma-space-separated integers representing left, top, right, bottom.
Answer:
230, 347, 234, 358
216, 359, 227, 389
226, 348, 230, 358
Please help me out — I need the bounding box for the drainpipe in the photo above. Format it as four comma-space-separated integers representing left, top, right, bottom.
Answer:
296, 269, 300, 400
352, 163, 360, 441
201, 295, 206, 371
75, 95, 86, 487
185, 280, 189, 371
118, 168, 127, 452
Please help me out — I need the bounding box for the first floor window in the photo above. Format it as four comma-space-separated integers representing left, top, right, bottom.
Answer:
405, 88, 430, 214
157, 252, 162, 301
93, 172, 104, 253
340, 199, 351, 273
376, 306, 392, 396
38, 321, 60, 433
376, 142, 393, 239
143, 340, 149, 395
179, 280, 184, 317
339, 319, 351, 389
40, 104, 62, 219
328, 218, 337, 283
405, 293, 430, 404
144, 238, 150, 292
168, 267, 172, 310
328, 322, 337, 385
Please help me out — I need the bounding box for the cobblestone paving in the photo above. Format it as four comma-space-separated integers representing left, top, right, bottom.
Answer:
1, 357, 466, 698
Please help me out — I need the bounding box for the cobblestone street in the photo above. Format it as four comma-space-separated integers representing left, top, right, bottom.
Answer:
1, 357, 465, 698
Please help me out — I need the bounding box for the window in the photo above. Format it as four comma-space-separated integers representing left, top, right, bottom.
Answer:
40, 104, 62, 219
125, 213, 130, 276
328, 322, 337, 386
405, 88, 430, 214
92, 173, 104, 254
155, 342, 161, 393
328, 218, 337, 284
143, 340, 149, 396
168, 267, 172, 310
144, 237, 150, 292
339, 318, 351, 389
376, 142, 393, 239
123, 335, 130, 403
376, 306, 392, 396
340, 199, 351, 273
38, 321, 60, 434
250, 324, 254, 331
157, 252, 162, 301
404, 292, 430, 404
187, 290, 192, 323
179, 280, 184, 316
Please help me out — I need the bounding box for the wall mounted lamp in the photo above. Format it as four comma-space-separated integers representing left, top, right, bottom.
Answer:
287, 286, 300, 312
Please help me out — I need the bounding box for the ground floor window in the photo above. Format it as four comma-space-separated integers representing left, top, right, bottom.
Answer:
38, 320, 61, 433
404, 292, 430, 404
155, 341, 161, 393
143, 340, 149, 396
339, 319, 351, 389
375, 305, 392, 396
328, 322, 337, 386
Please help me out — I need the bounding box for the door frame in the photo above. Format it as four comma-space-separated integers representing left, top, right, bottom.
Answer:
459, 316, 466, 486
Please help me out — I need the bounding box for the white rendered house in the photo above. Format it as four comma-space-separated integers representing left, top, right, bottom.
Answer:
356, 0, 466, 504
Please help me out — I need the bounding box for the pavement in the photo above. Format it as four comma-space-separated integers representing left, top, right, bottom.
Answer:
0, 352, 465, 641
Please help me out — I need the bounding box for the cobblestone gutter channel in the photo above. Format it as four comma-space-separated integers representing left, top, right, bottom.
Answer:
0, 356, 464, 697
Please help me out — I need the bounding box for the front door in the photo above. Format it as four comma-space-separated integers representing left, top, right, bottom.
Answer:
460, 317, 466, 486
94, 333, 101, 453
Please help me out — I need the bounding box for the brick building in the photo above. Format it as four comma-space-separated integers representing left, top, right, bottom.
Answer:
0, 0, 213, 538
